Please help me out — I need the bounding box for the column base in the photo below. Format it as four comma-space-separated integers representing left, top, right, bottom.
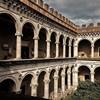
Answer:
14, 57, 22, 60
32, 57, 38, 59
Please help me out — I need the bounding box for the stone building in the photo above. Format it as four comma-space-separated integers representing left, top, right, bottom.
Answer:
0, 0, 100, 100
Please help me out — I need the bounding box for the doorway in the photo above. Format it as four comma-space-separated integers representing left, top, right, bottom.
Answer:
21, 46, 29, 59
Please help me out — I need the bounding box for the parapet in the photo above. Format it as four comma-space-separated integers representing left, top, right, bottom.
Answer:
78, 23, 100, 33
19, 0, 78, 32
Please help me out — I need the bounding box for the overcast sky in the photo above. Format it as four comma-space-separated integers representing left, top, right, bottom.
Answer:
43, 0, 100, 26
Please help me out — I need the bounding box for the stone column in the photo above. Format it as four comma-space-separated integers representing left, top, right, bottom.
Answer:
31, 83, 38, 96
54, 76, 58, 98
74, 45, 78, 57
63, 44, 66, 58
15, 33, 22, 59
91, 72, 95, 82
46, 40, 51, 58
61, 74, 66, 93
67, 71, 71, 89
44, 79, 50, 99
73, 71, 78, 87
55, 42, 59, 58
91, 44, 94, 58
68, 44, 72, 57
34, 37, 39, 58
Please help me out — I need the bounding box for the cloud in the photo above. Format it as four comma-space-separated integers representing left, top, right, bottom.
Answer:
43, 0, 100, 26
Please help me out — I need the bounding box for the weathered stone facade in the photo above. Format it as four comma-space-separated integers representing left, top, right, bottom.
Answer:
0, 0, 100, 100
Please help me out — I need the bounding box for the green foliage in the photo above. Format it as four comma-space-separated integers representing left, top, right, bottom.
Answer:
66, 80, 100, 100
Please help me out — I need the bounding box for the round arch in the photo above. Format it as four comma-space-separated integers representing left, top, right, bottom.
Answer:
77, 38, 92, 46
49, 69, 57, 99
0, 11, 20, 60
38, 26, 49, 40
37, 71, 47, 98
71, 39, 75, 57
0, 10, 20, 33
50, 32, 57, 58
59, 35, 64, 57
66, 37, 70, 57
94, 67, 100, 81
38, 27, 48, 58
94, 39, 100, 57
58, 68, 63, 92
0, 76, 17, 93
21, 20, 36, 34
78, 39, 91, 58
20, 72, 35, 84
20, 73, 34, 95
21, 22, 35, 59
78, 66, 90, 82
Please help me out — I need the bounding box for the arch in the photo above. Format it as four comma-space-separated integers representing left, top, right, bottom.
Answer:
50, 31, 57, 40
77, 38, 92, 46
49, 69, 56, 98
66, 37, 70, 57
20, 74, 34, 95
58, 34, 64, 43
38, 27, 49, 40
58, 68, 63, 92
94, 67, 100, 81
38, 28, 48, 58
0, 76, 18, 84
37, 71, 47, 98
21, 20, 36, 34
50, 32, 57, 58
0, 10, 20, 33
38, 69, 48, 78
78, 66, 90, 82
93, 38, 100, 44
59, 35, 64, 57
21, 22, 35, 59
94, 39, 100, 57
77, 65, 91, 71
0, 12, 19, 60
0, 76, 17, 93
71, 39, 75, 57
78, 39, 91, 58
20, 72, 35, 84
65, 66, 69, 87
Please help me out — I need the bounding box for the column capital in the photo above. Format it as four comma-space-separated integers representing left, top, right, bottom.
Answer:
55, 42, 60, 44
33, 37, 39, 40
90, 72, 95, 75
72, 70, 78, 73
54, 76, 59, 80
63, 43, 66, 45
74, 45, 78, 47
44, 79, 50, 84
61, 74, 66, 77
30, 83, 38, 88
46, 40, 51, 42
67, 72, 71, 74
68, 43, 72, 47
91, 44, 94, 47
15, 32, 23, 36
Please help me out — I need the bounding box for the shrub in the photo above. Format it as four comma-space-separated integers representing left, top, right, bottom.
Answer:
66, 80, 100, 100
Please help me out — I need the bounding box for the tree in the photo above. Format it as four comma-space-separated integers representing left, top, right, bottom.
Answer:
66, 80, 100, 100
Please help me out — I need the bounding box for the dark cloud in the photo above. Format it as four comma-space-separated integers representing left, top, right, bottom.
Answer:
43, 0, 100, 26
